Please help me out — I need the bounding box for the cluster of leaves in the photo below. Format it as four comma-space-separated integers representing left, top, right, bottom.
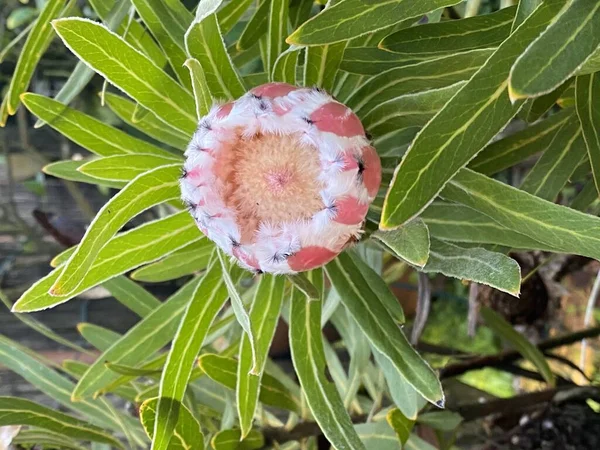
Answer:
1, 0, 599, 449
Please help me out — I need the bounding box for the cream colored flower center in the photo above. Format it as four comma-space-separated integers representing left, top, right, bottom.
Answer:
220, 132, 324, 243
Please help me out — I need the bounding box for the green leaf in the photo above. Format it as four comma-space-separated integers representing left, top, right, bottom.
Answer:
325, 252, 443, 405
4, 0, 65, 115
153, 256, 232, 450
481, 306, 556, 386
184, 58, 213, 118
469, 108, 574, 176
287, 0, 461, 46
131, 239, 213, 283
387, 408, 415, 445
103, 92, 190, 149
286, 273, 320, 300
381, 1, 564, 229
11, 429, 87, 450
350, 252, 405, 324
77, 323, 121, 351
421, 201, 558, 251
89, 0, 166, 67
379, 6, 515, 56
571, 179, 598, 211
0, 335, 143, 441
303, 42, 347, 92
577, 46, 600, 76
346, 50, 492, 115
289, 287, 366, 450
354, 421, 399, 450
362, 82, 465, 139
52, 18, 196, 135
78, 154, 181, 183
185, 14, 246, 100
42, 160, 124, 188
101, 277, 158, 319
0, 397, 123, 449
211, 428, 264, 450
199, 354, 301, 413
7, 7, 38, 30
237, 0, 269, 51
237, 275, 285, 438
422, 239, 520, 296
509, 0, 600, 100
576, 73, 600, 196
140, 397, 204, 450
105, 362, 161, 377
21, 93, 174, 157
519, 117, 586, 201
218, 0, 254, 34
513, 0, 542, 29
13, 212, 201, 312
417, 411, 462, 431
34, 1, 131, 129
372, 219, 430, 268
443, 168, 600, 261
0, 290, 92, 356
521, 78, 573, 123
0, 20, 35, 64
51, 164, 181, 296
71, 276, 202, 399
130, 0, 192, 88
266, 0, 289, 76
340, 46, 422, 75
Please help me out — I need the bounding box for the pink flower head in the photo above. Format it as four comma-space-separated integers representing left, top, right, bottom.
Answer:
180, 83, 381, 274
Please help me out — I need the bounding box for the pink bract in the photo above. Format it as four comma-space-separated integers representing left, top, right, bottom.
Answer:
180, 82, 381, 274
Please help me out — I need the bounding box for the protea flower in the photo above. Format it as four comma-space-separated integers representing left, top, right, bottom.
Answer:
180, 82, 381, 274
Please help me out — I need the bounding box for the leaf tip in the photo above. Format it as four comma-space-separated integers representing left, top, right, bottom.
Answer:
285, 32, 299, 46
507, 83, 526, 103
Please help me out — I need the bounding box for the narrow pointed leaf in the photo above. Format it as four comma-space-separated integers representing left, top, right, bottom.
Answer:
211, 429, 264, 450
509, 0, 600, 100
78, 154, 181, 183
381, 1, 564, 229
423, 239, 521, 296
576, 73, 600, 196
387, 408, 416, 445
325, 252, 443, 404
287, 0, 461, 46
217, 0, 255, 34
42, 160, 124, 188
71, 276, 202, 399
379, 6, 515, 56
481, 306, 556, 386
131, 239, 213, 283
289, 288, 366, 450
140, 398, 204, 450
443, 168, 600, 261
77, 323, 120, 351
184, 58, 212, 118
346, 50, 492, 115
340, 47, 423, 75
52, 18, 196, 134
304, 42, 347, 92
185, 14, 245, 100
199, 354, 300, 413
13, 212, 201, 312
153, 257, 233, 450
520, 117, 586, 201
0, 335, 141, 438
4, 0, 65, 115
266, 0, 289, 75
51, 165, 181, 296
421, 202, 558, 251
12, 429, 87, 450
273, 47, 301, 84
372, 219, 430, 268
237, 275, 285, 438
103, 92, 190, 149
103, 276, 161, 317
130, 0, 192, 88
469, 108, 574, 175
22, 94, 177, 157
237, 0, 270, 51
0, 397, 124, 449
